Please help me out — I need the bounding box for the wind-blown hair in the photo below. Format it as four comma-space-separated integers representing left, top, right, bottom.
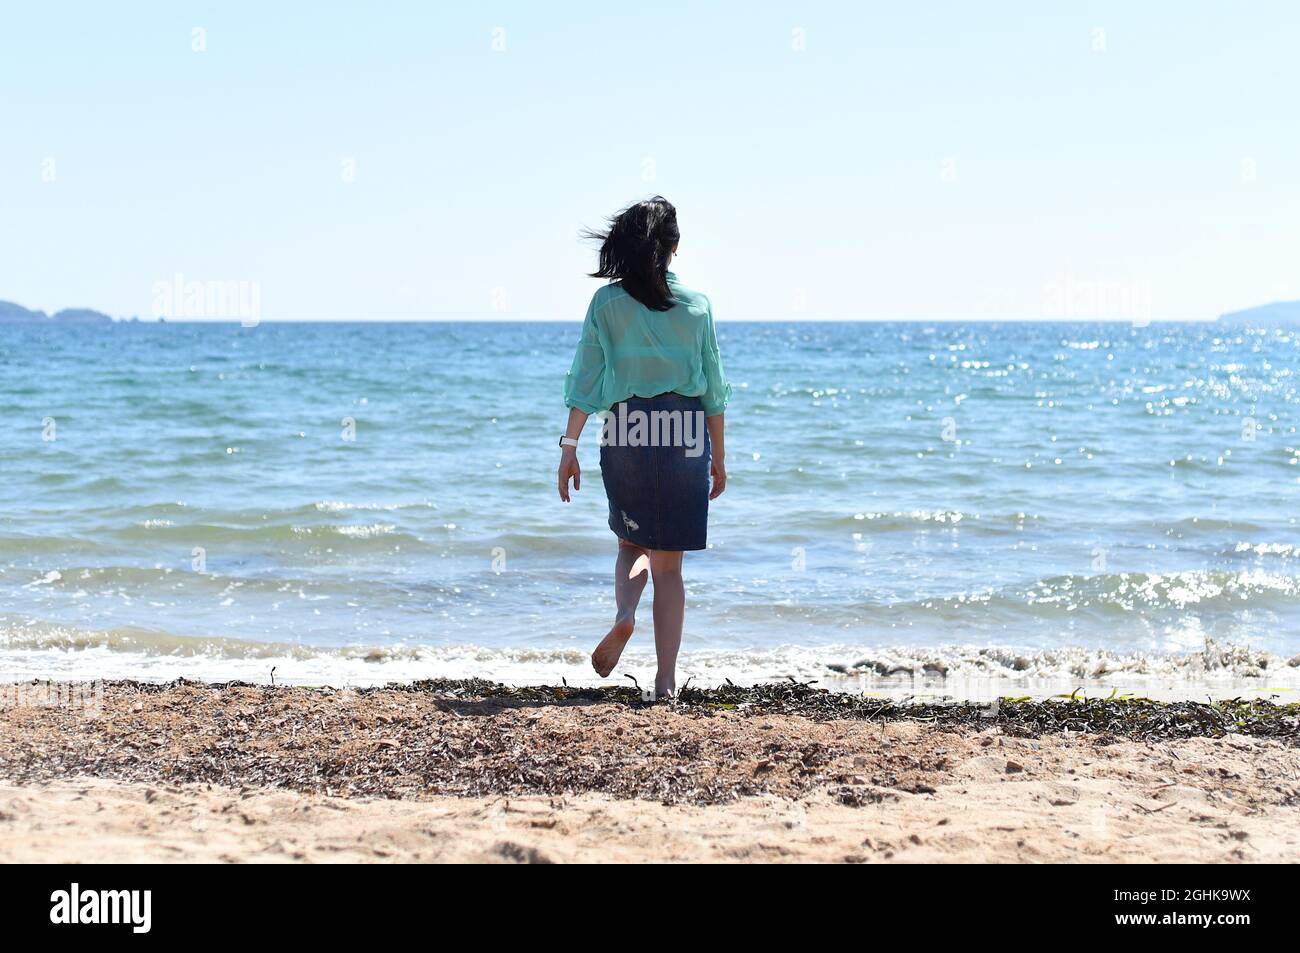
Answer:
584, 196, 680, 311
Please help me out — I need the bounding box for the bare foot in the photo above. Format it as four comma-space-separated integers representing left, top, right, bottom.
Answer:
591, 617, 634, 678
654, 680, 676, 700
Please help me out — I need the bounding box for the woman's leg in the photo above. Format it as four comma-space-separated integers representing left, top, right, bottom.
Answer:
591, 538, 650, 677
648, 549, 685, 698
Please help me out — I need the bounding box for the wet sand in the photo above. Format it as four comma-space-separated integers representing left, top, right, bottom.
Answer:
1, 680, 1297, 863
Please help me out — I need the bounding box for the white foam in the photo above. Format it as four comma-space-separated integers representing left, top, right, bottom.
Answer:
1, 639, 1297, 701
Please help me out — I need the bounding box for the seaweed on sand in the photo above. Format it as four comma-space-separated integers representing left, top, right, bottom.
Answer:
53, 676, 1300, 742
2, 677, 1297, 806
394, 676, 1300, 742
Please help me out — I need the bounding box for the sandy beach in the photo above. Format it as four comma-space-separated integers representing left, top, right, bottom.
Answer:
1, 679, 1297, 863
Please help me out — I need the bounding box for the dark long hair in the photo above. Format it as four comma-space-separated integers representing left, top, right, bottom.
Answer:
584, 196, 680, 311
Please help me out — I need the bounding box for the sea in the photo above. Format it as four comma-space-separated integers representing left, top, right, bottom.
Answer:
2, 319, 1298, 698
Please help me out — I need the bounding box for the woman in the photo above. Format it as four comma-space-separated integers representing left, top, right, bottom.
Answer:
557, 196, 730, 698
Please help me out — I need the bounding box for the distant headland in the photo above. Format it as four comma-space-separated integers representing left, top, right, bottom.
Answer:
4, 294, 1299, 325
0, 300, 116, 323
1218, 300, 1300, 324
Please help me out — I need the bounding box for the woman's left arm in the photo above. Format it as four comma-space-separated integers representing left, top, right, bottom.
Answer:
706, 412, 726, 499
699, 298, 732, 418
700, 300, 730, 500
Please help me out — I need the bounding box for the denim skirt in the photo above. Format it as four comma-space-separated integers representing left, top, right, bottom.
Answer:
599, 393, 711, 552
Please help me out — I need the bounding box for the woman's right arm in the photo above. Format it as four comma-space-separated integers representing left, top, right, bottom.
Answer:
559, 295, 604, 502
558, 407, 589, 503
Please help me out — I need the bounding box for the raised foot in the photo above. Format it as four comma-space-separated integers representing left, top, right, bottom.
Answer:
591, 617, 634, 678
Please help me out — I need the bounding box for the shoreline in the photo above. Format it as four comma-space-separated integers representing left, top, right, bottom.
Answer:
3, 642, 1298, 703
2, 678, 1297, 863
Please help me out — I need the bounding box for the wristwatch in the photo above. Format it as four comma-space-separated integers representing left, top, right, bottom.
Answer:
559, 436, 579, 449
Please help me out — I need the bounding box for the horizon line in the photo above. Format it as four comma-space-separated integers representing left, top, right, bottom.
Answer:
1, 316, 1229, 325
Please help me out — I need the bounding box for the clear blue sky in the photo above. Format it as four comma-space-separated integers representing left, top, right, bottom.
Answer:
2, 1, 1298, 321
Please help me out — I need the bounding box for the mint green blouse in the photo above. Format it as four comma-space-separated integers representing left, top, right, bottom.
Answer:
563, 272, 732, 417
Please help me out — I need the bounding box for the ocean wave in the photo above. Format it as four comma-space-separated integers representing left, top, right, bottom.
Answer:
811, 509, 1028, 533
0, 622, 321, 659
810, 512, 1280, 539
311, 500, 434, 513
0, 533, 115, 555
826, 641, 1300, 683
0, 621, 583, 664
294, 523, 397, 539
717, 569, 1300, 623
105, 520, 432, 549
1230, 541, 1300, 558
1, 621, 1296, 697
941, 567, 1300, 617
1011, 569, 1299, 613
0, 567, 465, 601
